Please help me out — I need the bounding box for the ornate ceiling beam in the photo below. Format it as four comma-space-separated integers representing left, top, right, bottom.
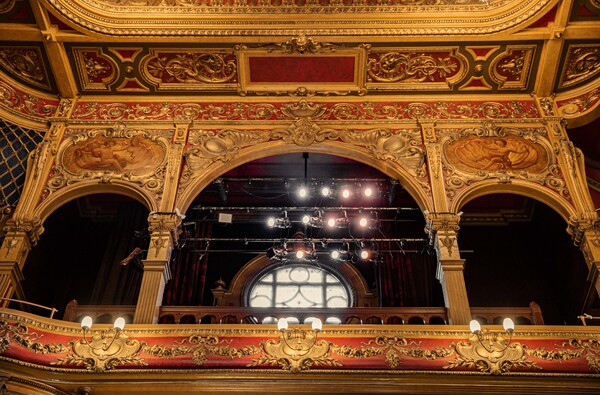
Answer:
37, 0, 558, 37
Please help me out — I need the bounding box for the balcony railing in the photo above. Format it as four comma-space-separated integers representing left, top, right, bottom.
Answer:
63, 300, 544, 325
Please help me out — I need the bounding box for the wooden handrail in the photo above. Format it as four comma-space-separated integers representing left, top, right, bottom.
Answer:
0, 298, 58, 318
62, 300, 544, 325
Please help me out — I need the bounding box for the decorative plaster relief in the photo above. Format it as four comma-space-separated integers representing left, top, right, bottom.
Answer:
558, 44, 600, 90
0, 46, 51, 90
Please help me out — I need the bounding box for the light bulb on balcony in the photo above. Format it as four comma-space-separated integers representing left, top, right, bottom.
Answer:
469, 319, 481, 334
277, 318, 288, 331
331, 250, 340, 259
364, 187, 373, 197
302, 215, 310, 224
321, 186, 331, 197
81, 316, 93, 330
359, 217, 368, 227
503, 317, 515, 333
267, 217, 276, 227
311, 318, 322, 332
341, 189, 351, 199
327, 218, 336, 228
360, 249, 369, 260
296, 250, 305, 259
113, 317, 126, 331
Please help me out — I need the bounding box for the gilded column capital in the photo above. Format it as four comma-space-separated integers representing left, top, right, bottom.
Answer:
568, 213, 599, 246
424, 211, 461, 234
3, 216, 43, 247
146, 211, 184, 261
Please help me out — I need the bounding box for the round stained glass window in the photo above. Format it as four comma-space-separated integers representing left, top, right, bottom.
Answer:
248, 264, 350, 308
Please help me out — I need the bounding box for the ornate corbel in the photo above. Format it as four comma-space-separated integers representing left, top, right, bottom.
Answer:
568, 213, 599, 246
446, 331, 538, 375
54, 329, 145, 371
147, 211, 184, 256
3, 216, 43, 248
251, 322, 337, 372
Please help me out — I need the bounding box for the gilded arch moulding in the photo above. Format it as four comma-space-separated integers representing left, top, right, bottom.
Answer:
36, 125, 170, 219
175, 128, 433, 214
39, 0, 556, 36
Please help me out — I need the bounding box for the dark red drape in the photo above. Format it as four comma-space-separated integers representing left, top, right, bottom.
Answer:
163, 221, 212, 306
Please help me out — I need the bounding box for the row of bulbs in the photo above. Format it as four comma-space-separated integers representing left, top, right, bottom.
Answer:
266, 241, 376, 262
267, 210, 378, 230
296, 184, 377, 200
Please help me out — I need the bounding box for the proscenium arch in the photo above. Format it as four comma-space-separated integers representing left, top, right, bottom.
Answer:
176, 141, 433, 215
451, 180, 577, 224
32, 181, 157, 226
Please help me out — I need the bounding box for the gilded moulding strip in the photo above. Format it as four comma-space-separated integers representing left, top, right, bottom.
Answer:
1, 310, 600, 375
40, 0, 554, 36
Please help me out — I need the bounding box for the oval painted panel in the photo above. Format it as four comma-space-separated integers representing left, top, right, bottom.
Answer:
62, 135, 164, 175
445, 135, 548, 173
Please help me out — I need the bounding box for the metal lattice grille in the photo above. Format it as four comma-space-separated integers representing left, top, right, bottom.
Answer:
0, 119, 44, 206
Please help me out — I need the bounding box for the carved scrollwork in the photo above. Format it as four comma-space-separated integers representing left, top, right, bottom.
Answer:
559, 44, 600, 89
262, 34, 337, 54
368, 52, 459, 83
445, 332, 539, 374
527, 338, 600, 373
332, 336, 452, 369
339, 128, 425, 175
145, 335, 260, 367
52, 331, 146, 371
0, 47, 50, 90
250, 329, 339, 372
144, 51, 237, 86
0, 319, 68, 356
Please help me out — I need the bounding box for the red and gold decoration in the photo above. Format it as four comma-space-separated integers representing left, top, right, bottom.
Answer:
0, 313, 599, 375
558, 44, 600, 90
0, 46, 52, 91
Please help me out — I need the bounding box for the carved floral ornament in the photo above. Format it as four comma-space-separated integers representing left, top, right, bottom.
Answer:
1, 318, 600, 375
183, 126, 426, 178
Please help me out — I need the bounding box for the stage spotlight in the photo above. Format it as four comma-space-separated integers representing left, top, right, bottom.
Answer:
297, 186, 309, 199
267, 211, 291, 228
360, 249, 370, 260
303, 211, 324, 228
320, 186, 332, 197
266, 243, 289, 262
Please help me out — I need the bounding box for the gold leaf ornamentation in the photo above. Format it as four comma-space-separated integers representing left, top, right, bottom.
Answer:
368, 52, 458, 83
250, 328, 340, 372
145, 52, 237, 85
145, 335, 260, 366
445, 332, 539, 375
0, 319, 68, 355
0, 47, 50, 90
52, 331, 146, 371
527, 338, 600, 373
332, 336, 452, 369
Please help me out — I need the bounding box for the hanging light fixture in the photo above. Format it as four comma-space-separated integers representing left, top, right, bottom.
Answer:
302, 210, 324, 228
267, 210, 292, 229
266, 242, 289, 262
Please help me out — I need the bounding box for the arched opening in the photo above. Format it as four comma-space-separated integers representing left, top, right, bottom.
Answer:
22, 193, 149, 319
458, 194, 589, 325
164, 152, 444, 312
